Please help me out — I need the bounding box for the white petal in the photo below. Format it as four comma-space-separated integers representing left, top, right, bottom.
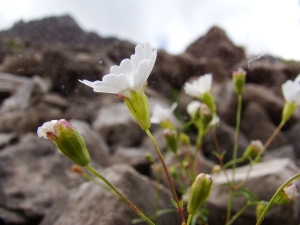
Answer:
143, 42, 153, 59
119, 59, 133, 74
187, 101, 201, 116
110, 65, 121, 75
150, 103, 177, 124
37, 120, 57, 138
131, 60, 150, 90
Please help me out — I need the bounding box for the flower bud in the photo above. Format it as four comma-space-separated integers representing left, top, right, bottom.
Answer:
163, 128, 178, 153
37, 119, 90, 167
273, 182, 299, 205
232, 68, 246, 95
187, 173, 213, 215
243, 140, 264, 159
179, 132, 190, 146
212, 165, 222, 174
256, 201, 267, 222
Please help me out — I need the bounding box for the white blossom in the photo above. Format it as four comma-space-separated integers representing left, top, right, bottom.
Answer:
283, 182, 299, 201
282, 75, 300, 105
150, 103, 177, 124
187, 101, 201, 117
184, 74, 212, 98
79, 42, 157, 98
37, 120, 58, 139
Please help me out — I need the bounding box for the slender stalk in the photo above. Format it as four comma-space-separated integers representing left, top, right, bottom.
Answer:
192, 128, 204, 179
256, 173, 300, 225
226, 94, 243, 222
255, 120, 285, 161
85, 164, 155, 225
226, 202, 258, 225
232, 94, 242, 182
212, 125, 231, 184
145, 129, 186, 224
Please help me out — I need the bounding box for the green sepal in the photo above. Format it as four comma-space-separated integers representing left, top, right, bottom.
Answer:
123, 90, 150, 130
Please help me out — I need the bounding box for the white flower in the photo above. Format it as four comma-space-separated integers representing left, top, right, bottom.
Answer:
79, 42, 157, 98
187, 101, 202, 117
282, 75, 300, 105
283, 182, 299, 201
37, 120, 57, 139
151, 103, 177, 124
184, 74, 212, 98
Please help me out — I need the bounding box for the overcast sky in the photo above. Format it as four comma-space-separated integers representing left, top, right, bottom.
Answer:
0, 0, 299, 60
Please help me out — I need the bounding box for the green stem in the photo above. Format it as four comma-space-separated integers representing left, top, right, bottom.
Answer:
223, 157, 245, 169
193, 129, 204, 179
226, 202, 258, 225
254, 120, 285, 162
256, 173, 300, 225
186, 214, 193, 225
145, 129, 186, 224
86, 164, 155, 225
226, 94, 242, 222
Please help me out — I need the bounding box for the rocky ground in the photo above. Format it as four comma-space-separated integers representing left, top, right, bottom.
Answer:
0, 15, 300, 225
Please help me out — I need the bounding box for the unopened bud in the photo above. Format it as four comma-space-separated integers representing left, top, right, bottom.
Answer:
169, 166, 179, 180
243, 140, 264, 159
163, 128, 178, 153
256, 201, 267, 222
212, 165, 222, 174
37, 119, 90, 167
187, 173, 213, 215
273, 182, 299, 205
179, 132, 190, 146
232, 68, 246, 95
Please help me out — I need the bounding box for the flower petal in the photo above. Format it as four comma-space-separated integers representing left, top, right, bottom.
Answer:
37, 120, 57, 138
110, 59, 132, 75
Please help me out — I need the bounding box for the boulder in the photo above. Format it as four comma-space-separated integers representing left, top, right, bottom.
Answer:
0, 134, 84, 225
208, 158, 300, 225
41, 164, 180, 225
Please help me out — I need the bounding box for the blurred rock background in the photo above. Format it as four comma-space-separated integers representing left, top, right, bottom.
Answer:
0, 15, 299, 225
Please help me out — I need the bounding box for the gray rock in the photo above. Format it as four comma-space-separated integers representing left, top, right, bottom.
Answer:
0, 132, 18, 150
92, 103, 144, 151
241, 102, 287, 150
287, 122, 300, 159
204, 121, 249, 163
41, 164, 180, 225
0, 133, 84, 224
208, 158, 300, 225
264, 144, 296, 162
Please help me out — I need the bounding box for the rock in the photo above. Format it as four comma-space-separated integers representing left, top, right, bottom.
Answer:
263, 144, 296, 162
243, 83, 283, 119
40, 93, 69, 109
41, 164, 180, 225
287, 122, 300, 159
208, 158, 300, 225
70, 119, 111, 167
1, 51, 44, 77
140, 128, 166, 159
0, 134, 84, 225
111, 147, 152, 176
185, 26, 246, 73
0, 132, 18, 150
92, 103, 144, 151
203, 121, 249, 163
244, 55, 289, 88
241, 102, 287, 150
